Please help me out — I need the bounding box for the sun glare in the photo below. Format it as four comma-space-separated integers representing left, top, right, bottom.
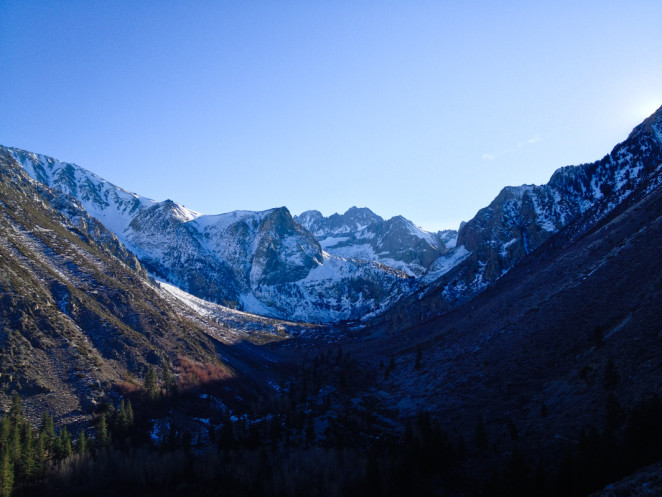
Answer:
632, 97, 662, 121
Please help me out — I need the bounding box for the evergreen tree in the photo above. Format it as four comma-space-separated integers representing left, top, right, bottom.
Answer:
39, 412, 55, 456
144, 366, 158, 399
8, 422, 20, 467
19, 421, 34, 480
126, 399, 134, 426
0, 419, 10, 447
76, 430, 88, 454
0, 450, 12, 497
162, 367, 173, 398
96, 414, 109, 447
8, 394, 21, 421
33, 434, 45, 475
118, 399, 128, 434
55, 427, 72, 459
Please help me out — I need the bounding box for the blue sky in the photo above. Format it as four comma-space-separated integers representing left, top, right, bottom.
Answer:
1, 1, 661, 231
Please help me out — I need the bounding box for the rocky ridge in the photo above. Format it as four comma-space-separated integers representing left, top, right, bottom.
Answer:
4, 148, 424, 323
295, 206, 457, 277
371, 105, 662, 331
0, 149, 310, 422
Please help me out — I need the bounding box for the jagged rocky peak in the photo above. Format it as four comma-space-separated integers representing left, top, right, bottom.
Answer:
251, 207, 323, 286
127, 198, 193, 234
340, 206, 383, 228
632, 103, 662, 138
295, 209, 324, 231
294, 206, 454, 277
372, 216, 445, 267
436, 229, 458, 248
295, 206, 383, 236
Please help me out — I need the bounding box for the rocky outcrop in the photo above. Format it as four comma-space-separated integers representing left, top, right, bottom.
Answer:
295, 207, 456, 277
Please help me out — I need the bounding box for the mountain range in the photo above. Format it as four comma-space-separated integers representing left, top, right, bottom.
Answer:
1, 105, 662, 495
7, 106, 660, 329
5, 146, 457, 323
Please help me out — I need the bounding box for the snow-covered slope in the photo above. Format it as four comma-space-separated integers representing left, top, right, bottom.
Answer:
457, 106, 662, 288
6, 148, 195, 234
295, 206, 457, 277
8, 107, 661, 327
3, 147, 414, 323
374, 105, 662, 330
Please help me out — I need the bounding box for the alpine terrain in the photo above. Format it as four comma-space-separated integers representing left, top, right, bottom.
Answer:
4, 147, 460, 323
0, 106, 661, 497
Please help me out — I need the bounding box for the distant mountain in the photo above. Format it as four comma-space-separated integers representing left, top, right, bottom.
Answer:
371, 105, 662, 331
4, 147, 419, 323
295, 207, 457, 276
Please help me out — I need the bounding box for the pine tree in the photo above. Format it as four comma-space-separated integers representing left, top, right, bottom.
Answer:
8, 394, 21, 421
0, 418, 10, 447
59, 427, 72, 458
33, 434, 45, 475
118, 399, 128, 434
162, 367, 173, 399
0, 450, 13, 497
126, 400, 134, 426
54, 427, 71, 459
19, 421, 35, 480
96, 414, 109, 447
144, 366, 158, 399
76, 430, 88, 454
8, 422, 20, 467
39, 412, 55, 456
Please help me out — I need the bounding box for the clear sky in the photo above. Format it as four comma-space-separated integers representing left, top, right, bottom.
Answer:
1, 1, 660, 231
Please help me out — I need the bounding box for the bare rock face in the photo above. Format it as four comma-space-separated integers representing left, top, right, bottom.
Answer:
250, 207, 323, 286
5, 106, 661, 326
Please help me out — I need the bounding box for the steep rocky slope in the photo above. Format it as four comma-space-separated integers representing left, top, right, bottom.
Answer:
0, 149, 261, 422
372, 105, 662, 331
7, 107, 661, 328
